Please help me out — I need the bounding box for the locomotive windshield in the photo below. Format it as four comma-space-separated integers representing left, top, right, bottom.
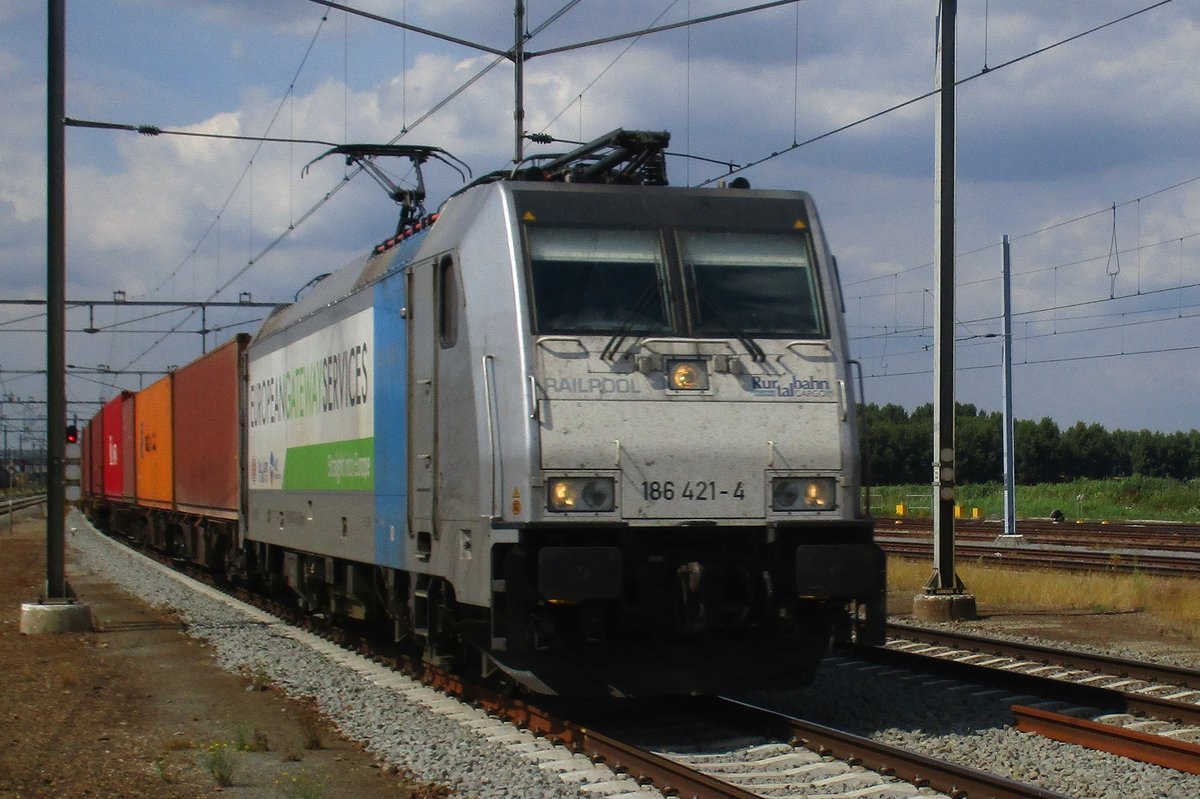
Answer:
528, 228, 671, 334
524, 212, 826, 339
680, 231, 824, 338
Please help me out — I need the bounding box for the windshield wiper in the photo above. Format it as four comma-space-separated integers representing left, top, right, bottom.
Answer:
601, 280, 661, 361
695, 289, 766, 362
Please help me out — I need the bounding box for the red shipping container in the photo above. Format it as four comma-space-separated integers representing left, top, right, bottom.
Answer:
173, 334, 248, 519
100, 393, 133, 500
121, 391, 136, 501
81, 419, 91, 497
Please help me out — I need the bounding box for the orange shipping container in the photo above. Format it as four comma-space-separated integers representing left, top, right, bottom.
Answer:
135, 374, 173, 509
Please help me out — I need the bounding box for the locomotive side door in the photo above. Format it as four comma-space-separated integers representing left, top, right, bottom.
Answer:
407, 260, 437, 561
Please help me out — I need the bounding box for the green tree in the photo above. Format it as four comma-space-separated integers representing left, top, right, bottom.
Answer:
1061, 421, 1112, 479
1015, 417, 1061, 484
957, 408, 1001, 483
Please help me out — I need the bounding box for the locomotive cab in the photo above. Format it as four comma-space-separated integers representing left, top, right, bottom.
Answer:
426, 180, 886, 695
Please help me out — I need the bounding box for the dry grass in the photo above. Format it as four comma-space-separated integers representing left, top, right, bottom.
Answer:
889, 557, 1200, 639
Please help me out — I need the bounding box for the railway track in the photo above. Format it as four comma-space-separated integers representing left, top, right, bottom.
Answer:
875, 534, 1200, 575
879, 517, 1200, 552
578, 696, 1074, 799
3, 493, 46, 517
865, 622, 1200, 777
874, 515, 1200, 575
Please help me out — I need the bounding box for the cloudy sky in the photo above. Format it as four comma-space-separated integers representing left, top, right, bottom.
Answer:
2, 0, 1198, 442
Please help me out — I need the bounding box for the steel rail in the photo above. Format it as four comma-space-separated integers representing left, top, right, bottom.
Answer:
876, 536, 1200, 576
879, 518, 1200, 553
854, 636, 1200, 726
882, 517, 1200, 535
421, 675, 765, 799
706, 696, 1072, 799
887, 622, 1200, 691
3, 493, 47, 516
1013, 704, 1200, 775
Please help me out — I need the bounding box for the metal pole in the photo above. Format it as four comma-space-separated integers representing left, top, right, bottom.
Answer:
513, 0, 525, 164
46, 0, 68, 598
1001, 235, 1018, 537
928, 0, 961, 594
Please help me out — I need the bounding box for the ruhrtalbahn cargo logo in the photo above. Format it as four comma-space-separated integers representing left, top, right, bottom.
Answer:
748, 375, 833, 398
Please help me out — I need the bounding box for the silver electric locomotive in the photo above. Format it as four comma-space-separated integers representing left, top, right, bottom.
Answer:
240, 131, 884, 695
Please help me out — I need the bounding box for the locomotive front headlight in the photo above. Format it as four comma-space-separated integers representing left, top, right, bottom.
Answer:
771, 477, 837, 511
547, 477, 615, 512
667, 359, 708, 391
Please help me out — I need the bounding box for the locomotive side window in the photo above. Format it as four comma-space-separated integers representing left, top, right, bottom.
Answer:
680, 231, 825, 338
528, 228, 670, 335
438, 254, 459, 348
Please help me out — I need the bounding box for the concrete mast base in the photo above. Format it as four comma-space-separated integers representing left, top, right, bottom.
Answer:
19, 599, 93, 634
912, 592, 977, 622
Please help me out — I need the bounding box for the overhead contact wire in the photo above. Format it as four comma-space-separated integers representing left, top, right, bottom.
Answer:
697, 0, 1177, 186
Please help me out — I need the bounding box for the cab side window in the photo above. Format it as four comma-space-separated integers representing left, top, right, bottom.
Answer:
438, 254, 459, 348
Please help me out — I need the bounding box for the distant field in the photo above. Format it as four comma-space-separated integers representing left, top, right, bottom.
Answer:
867, 476, 1200, 523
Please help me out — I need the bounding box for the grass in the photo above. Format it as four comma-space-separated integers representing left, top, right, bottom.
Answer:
889, 557, 1200, 640
234, 725, 270, 752
203, 740, 236, 787
868, 476, 1200, 523
153, 756, 175, 784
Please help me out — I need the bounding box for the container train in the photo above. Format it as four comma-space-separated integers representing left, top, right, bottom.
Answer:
81, 130, 885, 696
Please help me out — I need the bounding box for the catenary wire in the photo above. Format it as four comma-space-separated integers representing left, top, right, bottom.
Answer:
696, 0, 1176, 186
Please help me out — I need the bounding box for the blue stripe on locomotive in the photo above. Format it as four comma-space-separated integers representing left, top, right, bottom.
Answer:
373, 268, 408, 567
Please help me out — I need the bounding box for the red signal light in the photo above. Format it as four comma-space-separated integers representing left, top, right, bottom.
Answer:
66, 425, 78, 444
